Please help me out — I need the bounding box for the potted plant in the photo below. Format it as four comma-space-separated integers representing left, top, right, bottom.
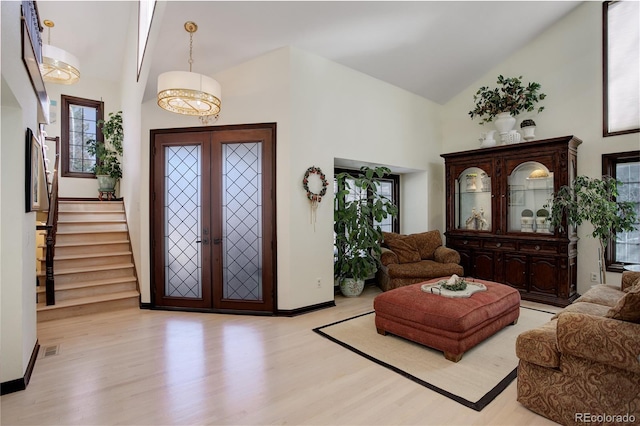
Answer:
546, 175, 637, 284
469, 75, 546, 136
86, 111, 123, 198
334, 166, 398, 297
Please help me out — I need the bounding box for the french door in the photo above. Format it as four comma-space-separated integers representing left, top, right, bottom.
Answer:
151, 124, 276, 313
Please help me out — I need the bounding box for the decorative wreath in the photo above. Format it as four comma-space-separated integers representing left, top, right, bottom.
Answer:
302, 166, 328, 202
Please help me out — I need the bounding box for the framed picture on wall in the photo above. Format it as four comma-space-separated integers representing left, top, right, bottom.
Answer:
25, 128, 49, 212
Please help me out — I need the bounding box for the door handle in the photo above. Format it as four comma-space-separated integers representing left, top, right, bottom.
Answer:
213, 238, 222, 245
196, 238, 209, 245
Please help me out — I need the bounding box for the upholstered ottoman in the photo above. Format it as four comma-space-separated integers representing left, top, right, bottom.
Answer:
374, 277, 520, 362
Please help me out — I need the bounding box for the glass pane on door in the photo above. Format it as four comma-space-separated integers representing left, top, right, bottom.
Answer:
164, 145, 202, 298
222, 142, 263, 301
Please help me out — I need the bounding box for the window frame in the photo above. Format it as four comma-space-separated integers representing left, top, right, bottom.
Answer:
602, 1, 640, 137
334, 167, 400, 233
60, 95, 104, 178
602, 150, 640, 272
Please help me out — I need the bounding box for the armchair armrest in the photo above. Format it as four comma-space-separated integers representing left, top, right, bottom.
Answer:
434, 246, 461, 265
379, 247, 399, 266
557, 312, 640, 374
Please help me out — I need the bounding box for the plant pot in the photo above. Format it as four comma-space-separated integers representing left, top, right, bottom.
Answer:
494, 112, 516, 136
339, 277, 365, 297
96, 175, 116, 192
522, 126, 536, 141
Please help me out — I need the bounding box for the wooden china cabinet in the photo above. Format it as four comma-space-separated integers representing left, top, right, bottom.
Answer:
441, 135, 582, 307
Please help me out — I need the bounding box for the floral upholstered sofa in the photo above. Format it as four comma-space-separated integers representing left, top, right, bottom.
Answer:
516, 271, 640, 425
375, 231, 463, 292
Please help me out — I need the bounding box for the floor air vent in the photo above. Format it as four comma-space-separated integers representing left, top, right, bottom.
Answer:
42, 345, 60, 358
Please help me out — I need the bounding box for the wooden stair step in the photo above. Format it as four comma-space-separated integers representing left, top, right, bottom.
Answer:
58, 219, 127, 224
59, 210, 123, 214
57, 229, 128, 235
36, 291, 140, 321
38, 251, 132, 263
37, 290, 139, 309
43, 239, 131, 248
58, 201, 124, 210
36, 277, 137, 300
46, 240, 130, 249
48, 251, 133, 262
36, 276, 137, 293
37, 263, 135, 277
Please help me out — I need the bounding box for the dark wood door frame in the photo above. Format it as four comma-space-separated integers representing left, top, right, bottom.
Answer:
149, 123, 277, 314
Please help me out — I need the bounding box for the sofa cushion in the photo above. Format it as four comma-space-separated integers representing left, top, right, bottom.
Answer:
382, 232, 401, 245
573, 285, 624, 308
606, 285, 640, 323
515, 319, 560, 368
552, 302, 610, 320
384, 236, 421, 264
386, 260, 462, 279
407, 230, 442, 260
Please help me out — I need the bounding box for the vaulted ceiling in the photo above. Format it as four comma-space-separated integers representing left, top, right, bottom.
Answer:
36, 1, 582, 105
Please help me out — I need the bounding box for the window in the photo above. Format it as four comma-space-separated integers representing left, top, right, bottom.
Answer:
603, 151, 640, 271
61, 95, 103, 178
603, 1, 640, 136
137, 0, 157, 80
334, 168, 400, 233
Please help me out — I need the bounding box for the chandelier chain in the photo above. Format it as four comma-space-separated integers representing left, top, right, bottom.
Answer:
43, 19, 54, 45
188, 31, 194, 72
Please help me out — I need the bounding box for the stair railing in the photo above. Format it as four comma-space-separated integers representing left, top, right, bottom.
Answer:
38, 136, 60, 306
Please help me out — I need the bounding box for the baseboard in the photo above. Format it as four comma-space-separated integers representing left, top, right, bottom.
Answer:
142, 301, 335, 316
0, 340, 40, 395
58, 197, 123, 202
277, 300, 336, 317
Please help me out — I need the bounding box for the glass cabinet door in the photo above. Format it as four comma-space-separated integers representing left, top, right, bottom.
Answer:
455, 167, 492, 231
507, 161, 554, 233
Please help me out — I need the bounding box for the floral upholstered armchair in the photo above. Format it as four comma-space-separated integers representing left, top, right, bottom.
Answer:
375, 230, 463, 292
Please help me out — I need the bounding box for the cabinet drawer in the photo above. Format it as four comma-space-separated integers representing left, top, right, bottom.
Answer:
519, 242, 558, 254
456, 239, 481, 248
484, 241, 516, 250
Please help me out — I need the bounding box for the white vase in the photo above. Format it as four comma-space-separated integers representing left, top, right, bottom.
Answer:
339, 278, 365, 297
494, 112, 516, 136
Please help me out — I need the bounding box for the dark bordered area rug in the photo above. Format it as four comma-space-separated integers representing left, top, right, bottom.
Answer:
313, 307, 553, 411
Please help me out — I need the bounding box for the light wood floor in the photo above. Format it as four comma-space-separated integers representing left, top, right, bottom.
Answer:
1, 285, 561, 425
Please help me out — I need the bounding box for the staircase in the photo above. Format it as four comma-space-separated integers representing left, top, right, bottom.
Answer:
37, 200, 140, 322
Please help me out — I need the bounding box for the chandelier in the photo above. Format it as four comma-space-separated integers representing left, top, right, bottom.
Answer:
40, 20, 81, 85
157, 21, 221, 121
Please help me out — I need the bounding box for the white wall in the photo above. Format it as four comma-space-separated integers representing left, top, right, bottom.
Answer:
286, 48, 442, 309
1, 1, 39, 383
135, 46, 442, 310
44, 77, 122, 198
137, 47, 292, 304
117, 1, 167, 304
441, 2, 640, 295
